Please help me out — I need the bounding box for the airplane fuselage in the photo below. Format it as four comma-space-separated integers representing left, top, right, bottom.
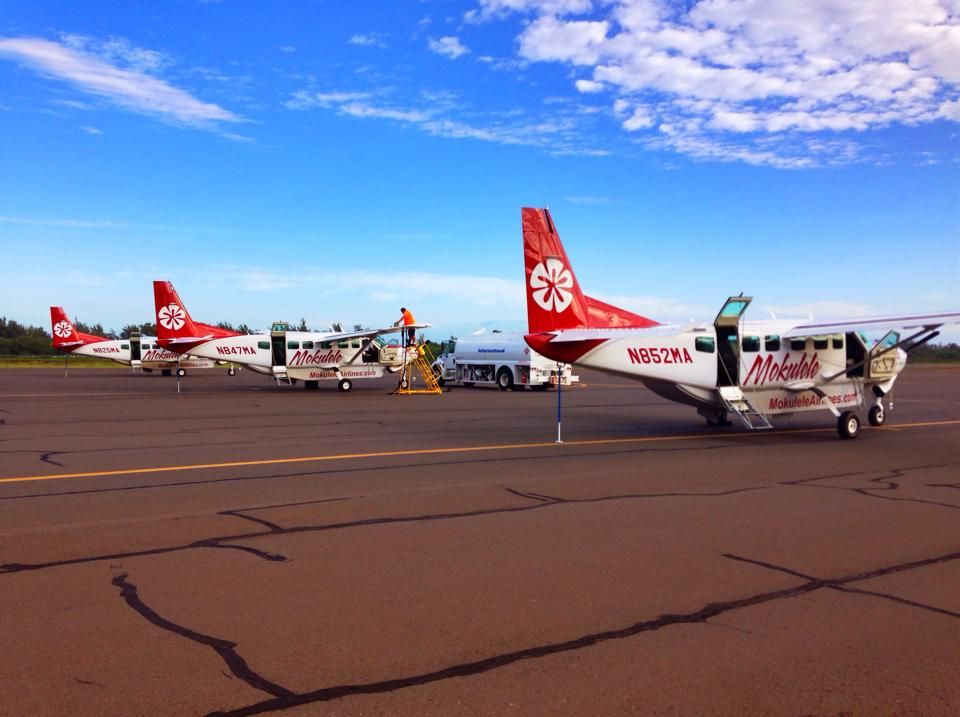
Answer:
532, 319, 905, 416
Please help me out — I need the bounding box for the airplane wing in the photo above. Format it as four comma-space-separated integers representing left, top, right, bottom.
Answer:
781, 311, 960, 338
320, 323, 431, 343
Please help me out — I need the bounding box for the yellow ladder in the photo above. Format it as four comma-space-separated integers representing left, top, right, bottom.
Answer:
393, 342, 443, 395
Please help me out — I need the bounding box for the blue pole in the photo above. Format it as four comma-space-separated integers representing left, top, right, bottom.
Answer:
556, 362, 563, 443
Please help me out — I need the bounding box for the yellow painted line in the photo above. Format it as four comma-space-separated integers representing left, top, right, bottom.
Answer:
2, 419, 959, 486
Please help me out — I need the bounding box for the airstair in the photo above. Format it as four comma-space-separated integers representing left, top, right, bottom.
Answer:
718, 386, 773, 430
393, 342, 443, 395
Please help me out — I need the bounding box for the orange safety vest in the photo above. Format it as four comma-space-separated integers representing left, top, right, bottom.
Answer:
402, 309, 416, 326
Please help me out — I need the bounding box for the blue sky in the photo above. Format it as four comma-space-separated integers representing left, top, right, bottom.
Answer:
1, 0, 958, 340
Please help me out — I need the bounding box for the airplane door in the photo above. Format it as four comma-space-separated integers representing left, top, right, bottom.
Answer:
713, 296, 752, 387
130, 332, 142, 362
271, 330, 286, 367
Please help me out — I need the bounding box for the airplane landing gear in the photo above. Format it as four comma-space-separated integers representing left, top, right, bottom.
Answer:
227, 367, 236, 376
177, 368, 187, 377
698, 407, 732, 427
868, 404, 885, 427
338, 378, 352, 393
837, 410, 861, 439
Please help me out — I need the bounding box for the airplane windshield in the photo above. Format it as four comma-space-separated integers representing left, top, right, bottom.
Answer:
720, 300, 749, 317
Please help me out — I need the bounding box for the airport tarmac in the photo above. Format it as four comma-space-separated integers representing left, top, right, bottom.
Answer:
1, 365, 958, 716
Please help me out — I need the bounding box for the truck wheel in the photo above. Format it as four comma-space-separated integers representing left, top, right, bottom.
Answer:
305, 380, 319, 390
436, 376, 445, 387
868, 405, 885, 426
338, 378, 352, 393
161, 369, 172, 377
496, 368, 514, 391
837, 411, 860, 439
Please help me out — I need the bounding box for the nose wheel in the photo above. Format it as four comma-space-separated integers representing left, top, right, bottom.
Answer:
837, 411, 861, 439
868, 404, 885, 427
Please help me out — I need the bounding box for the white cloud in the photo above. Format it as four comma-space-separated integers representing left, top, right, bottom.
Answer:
575, 78, 604, 93
0, 36, 242, 129
466, 0, 594, 23
428, 36, 470, 59
81, 125, 102, 135
349, 33, 387, 48
622, 105, 654, 130
477, 0, 960, 167
286, 88, 609, 155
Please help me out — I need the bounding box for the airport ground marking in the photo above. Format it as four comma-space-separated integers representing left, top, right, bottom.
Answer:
2, 419, 959, 486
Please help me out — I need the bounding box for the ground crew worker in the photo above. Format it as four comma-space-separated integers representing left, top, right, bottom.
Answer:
395, 307, 416, 346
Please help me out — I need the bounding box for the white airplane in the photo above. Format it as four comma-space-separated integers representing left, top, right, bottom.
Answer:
520, 207, 960, 439
49, 306, 233, 376
153, 281, 428, 391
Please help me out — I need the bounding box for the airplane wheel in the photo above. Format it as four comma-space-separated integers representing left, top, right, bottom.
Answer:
868, 405, 885, 427
177, 368, 187, 377
837, 411, 860, 440
338, 378, 352, 393
496, 368, 514, 391
161, 369, 172, 377
305, 380, 319, 391
228, 368, 236, 376
399, 377, 409, 389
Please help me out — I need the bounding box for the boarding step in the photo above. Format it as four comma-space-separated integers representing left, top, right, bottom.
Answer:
394, 344, 443, 395
718, 386, 773, 430
272, 366, 292, 385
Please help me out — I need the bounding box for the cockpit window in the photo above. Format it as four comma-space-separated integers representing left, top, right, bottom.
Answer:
695, 336, 715, 353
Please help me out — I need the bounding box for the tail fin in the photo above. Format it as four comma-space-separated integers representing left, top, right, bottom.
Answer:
50, 306, 103, 349
153, 281, 241, 346
153, 281, 203, 342
522, 207, 657, 333
522, 207, 591, 333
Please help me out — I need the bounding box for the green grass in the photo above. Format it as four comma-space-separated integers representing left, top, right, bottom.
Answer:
0, 355, 121, 368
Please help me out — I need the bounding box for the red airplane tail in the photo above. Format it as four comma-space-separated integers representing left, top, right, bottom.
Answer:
49, 306, 104, 349
521, 207, 658, 334
153, 281, 240, 348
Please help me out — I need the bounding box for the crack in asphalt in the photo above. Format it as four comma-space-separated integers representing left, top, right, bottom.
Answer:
112, 574, 295, 699
0, 485, 763, 575
723, 552, 960, 619
780, 463, 960, 511
198, 549, 960, 716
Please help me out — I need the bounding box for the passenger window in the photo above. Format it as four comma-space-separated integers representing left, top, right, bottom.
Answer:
832, 336, 844, 350
338, 341, 349, 349
741, 336, 760, 352
320, 341, 331, 349
351, 340, 361, 349
695, 337, 715, 353
813, 338, 828, 350
257, 341, 269, 350
121, 344, 129, 350
789, 338, 806, 351
287, 341, 299, 350
302, 341, 314, 349
764, 335, 781, 352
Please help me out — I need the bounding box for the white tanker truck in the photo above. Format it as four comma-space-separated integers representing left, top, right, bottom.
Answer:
432, 331, 578, 390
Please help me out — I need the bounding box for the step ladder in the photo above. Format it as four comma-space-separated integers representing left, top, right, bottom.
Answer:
718, 386, 773, 430
272, 366, 292, 385
393, 342, 443, 395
